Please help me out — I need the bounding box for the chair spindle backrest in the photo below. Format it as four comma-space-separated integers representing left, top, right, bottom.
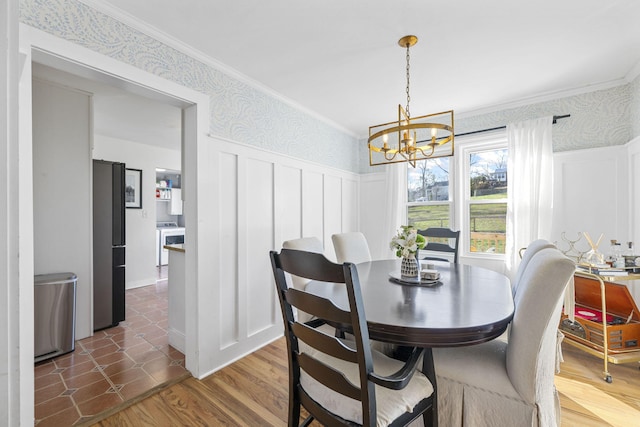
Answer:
270, 249, 376, 426
418, 228, 460, 264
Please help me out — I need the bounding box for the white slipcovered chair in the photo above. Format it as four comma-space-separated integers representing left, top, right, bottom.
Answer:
512, 239, 556, 297
504, 240, 566, 373
282, 237, 324, 285
282, 237, 324, 323
332, 232, 372, 264
432, 247, 575, 427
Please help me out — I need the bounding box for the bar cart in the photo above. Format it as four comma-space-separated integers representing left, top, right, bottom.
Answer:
560, 266, 640, 383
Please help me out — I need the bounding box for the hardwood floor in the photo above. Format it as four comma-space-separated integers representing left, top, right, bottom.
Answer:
87, 337, 640, 427
555, 343, 639, 426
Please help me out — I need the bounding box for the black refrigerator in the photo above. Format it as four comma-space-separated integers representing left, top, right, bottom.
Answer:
93, 160, 126, 331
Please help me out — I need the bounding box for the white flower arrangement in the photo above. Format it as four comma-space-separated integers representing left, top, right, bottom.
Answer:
390, 225, 426, 258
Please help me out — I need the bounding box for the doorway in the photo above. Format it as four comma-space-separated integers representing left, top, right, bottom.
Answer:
25, 41, 207, 422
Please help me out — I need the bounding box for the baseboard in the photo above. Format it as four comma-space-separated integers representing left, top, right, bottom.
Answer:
169, 327, 186, 353
126, 277, 157, 290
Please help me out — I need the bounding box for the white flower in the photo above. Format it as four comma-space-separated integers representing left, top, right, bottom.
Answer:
390, 225, 426, 258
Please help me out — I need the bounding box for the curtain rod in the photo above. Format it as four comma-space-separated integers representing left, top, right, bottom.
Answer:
454, 114, 570, 138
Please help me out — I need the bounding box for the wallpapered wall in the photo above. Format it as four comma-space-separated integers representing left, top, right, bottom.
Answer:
631, 75, 640, 139
20, 0, 640, 175
19, 0, 360, 172
358, 77, 638, 173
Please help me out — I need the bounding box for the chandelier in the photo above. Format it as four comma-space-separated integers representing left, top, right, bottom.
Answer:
368, 35, 454, 167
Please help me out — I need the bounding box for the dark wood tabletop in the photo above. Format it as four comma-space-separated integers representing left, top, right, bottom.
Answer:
305, 259, 514, 348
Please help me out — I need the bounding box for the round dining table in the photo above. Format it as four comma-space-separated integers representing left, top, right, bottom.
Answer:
304, 258, 514, 427
305, 258, 515, 347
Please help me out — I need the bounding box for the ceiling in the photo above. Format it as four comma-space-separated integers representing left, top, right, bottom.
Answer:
67, 0, 640, 144
32, 62, 183, 150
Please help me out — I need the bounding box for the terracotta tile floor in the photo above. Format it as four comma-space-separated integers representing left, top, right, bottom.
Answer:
34, 269, 188, 426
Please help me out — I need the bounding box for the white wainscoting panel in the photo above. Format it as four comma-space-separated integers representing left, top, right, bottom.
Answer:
203, 136, 359, 376
359, 173, 387, 260
302, 170, 325, 247
219, 152, 239, 349
626, 138, 640, 302
323, 175, 343, 261
245, 158, 276, 337
277, 165, 303, 244
551, 145, 629, 252
342, 178, 359, 235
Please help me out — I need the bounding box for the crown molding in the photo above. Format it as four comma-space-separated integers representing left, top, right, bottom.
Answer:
67, 1, 640, 137
626, 59, 640, 83
76, 0, 358, 138
455, 77, 628, 120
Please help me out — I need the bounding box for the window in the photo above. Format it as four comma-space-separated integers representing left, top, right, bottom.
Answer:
406, 132, 508, 257
466, 147, 508, 254
407, 157, 452, 230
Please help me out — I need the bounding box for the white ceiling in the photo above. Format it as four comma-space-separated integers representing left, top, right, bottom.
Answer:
32, 63, 183, 150
61, 0, 640, 146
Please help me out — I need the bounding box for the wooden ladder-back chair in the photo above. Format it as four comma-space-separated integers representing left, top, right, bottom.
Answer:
270, 249, 434, 427
282, 237, 325, 324
418, 228, 460, 264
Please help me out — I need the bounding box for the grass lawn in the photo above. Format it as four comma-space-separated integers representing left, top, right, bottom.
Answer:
408, 202, 507, 253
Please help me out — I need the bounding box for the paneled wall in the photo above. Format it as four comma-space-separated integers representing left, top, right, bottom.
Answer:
204, 136, 359, 373
359, 172, 388, 259
551, 145, 631, 253
551, 140, 640, 302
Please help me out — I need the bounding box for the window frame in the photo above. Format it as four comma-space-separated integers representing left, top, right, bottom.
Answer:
404, 130, 508, 261
406, 156, 457, 232
457, 131, 508, 260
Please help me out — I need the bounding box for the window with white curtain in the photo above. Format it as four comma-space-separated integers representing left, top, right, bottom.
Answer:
406, 131, 508, 258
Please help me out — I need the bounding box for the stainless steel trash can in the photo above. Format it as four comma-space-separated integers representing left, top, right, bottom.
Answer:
34, 272, 77, 362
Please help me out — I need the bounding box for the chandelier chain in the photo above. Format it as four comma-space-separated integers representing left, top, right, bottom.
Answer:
405, 44, 411, 119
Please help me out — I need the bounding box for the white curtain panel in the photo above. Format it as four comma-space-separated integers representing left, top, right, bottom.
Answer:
505, 116, 554, 280
379, 163, 407, 260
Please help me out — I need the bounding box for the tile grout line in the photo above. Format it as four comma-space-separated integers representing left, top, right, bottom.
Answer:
78, 339, 125, 407
36, 275, 179, 425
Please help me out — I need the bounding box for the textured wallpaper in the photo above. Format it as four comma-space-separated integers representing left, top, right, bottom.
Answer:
456, 84, 631, 152
19, 0, 639, 175
20, 0, 360, 172
358, 81, 638, 173
630, 75, 640, 139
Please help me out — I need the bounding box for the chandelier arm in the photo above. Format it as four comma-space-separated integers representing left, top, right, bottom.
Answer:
384, 150, 399, 161
415, 145, 435, 158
